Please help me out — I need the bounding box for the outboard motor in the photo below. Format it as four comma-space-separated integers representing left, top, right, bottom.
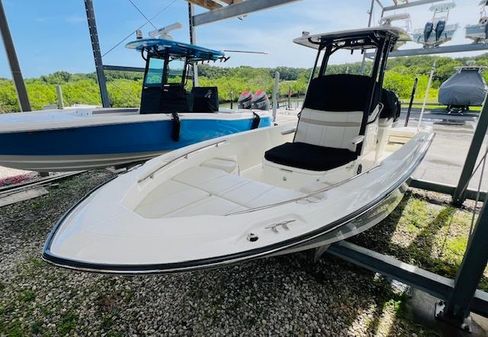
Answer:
238, 91, 252, 109
381, 89, 401, 122
423, 22, 434, 43
251, 90, 270, 110
435, 20, 446, 42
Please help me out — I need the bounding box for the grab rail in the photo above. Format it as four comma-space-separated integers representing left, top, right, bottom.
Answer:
137, 139, 227, 183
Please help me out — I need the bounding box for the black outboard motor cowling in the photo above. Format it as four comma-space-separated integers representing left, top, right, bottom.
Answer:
251, 90, 270, 110
381, 89, 401, 122
435, 20, 446, 42
238, 91, 252, 109
424, 22, 434, 42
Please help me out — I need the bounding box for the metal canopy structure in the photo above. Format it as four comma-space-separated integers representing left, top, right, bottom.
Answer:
366, 0, 488, 57
190, 0, 300, 26
0, 0, 31, 112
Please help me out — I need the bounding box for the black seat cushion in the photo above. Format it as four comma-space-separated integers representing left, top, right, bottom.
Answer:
264, 142, 358, 171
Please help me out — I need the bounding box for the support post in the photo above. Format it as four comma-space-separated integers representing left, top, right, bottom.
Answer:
360, 0, 375, 75
453, 95, 488, 205
418, 61, 435, 129
84, 0, 110, 108
188, 3, 199, 87
56, 85, 64, 109
437, 193, 488, 330
272, 71, 280, 122
405, 77, 418, 127
0, 0, 31, 112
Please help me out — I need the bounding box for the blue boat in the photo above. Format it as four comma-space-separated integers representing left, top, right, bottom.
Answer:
0, 39, 272, 172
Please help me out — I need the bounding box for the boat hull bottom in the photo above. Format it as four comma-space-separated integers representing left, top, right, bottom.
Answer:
0, 152, 166, 172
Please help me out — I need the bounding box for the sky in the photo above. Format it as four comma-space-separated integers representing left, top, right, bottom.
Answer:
0, 0, 485, 78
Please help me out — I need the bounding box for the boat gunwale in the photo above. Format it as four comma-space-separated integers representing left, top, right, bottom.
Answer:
0, 111, 272, 135
42, 131, 434, 274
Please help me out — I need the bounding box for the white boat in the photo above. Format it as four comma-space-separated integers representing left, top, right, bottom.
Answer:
379, 13, 412, 49
43, 27, 434, 274
466, 1, 488, 44
412, 2, 458, 48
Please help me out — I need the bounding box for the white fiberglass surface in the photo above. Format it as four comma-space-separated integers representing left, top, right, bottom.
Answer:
0, 108, 271, 133
47, 124, 433, 266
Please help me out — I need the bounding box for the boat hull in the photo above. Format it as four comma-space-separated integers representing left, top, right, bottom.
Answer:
466, 24, 488, 43
43, 182, 408, 274
412, 24, 458, 47
43, 125, 433, 274
0, 112, 272, 171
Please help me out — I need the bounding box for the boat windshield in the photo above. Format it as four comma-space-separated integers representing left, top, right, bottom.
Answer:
312, 46, 377, 80
145, 58, 164, 87
143, 56, 188, 88
167, 58, 186, 85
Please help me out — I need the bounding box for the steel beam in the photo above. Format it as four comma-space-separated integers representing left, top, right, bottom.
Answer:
84, 0, 110, 108
103, 65, 145, 72
188, 3, 199, 86
192, 0, 301, 26
409, 178, 487, 202
327, 241, 488, 317
442, 193, 488, 324
0, 0, 31, 111
453, 100, 488, 205
383, 0, 445, 12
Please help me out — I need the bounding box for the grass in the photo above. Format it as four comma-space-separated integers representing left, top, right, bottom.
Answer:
354, 193, 488, 291
58, 311, 78, 335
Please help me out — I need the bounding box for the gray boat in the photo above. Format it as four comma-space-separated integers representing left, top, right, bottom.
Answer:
465, 1, 488, 44
438, 66, 488, 113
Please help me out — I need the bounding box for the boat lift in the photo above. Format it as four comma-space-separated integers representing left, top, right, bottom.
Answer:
331, 0, 488, 333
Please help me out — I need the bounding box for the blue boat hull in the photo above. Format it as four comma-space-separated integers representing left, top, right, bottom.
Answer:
0, 116, 272, 171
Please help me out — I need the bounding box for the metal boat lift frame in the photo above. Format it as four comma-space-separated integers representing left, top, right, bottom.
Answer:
327, 0, 488, 332
1, 0, 488, 331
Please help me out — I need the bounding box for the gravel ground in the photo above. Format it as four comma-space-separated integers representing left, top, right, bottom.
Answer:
0, 170, 480, 336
